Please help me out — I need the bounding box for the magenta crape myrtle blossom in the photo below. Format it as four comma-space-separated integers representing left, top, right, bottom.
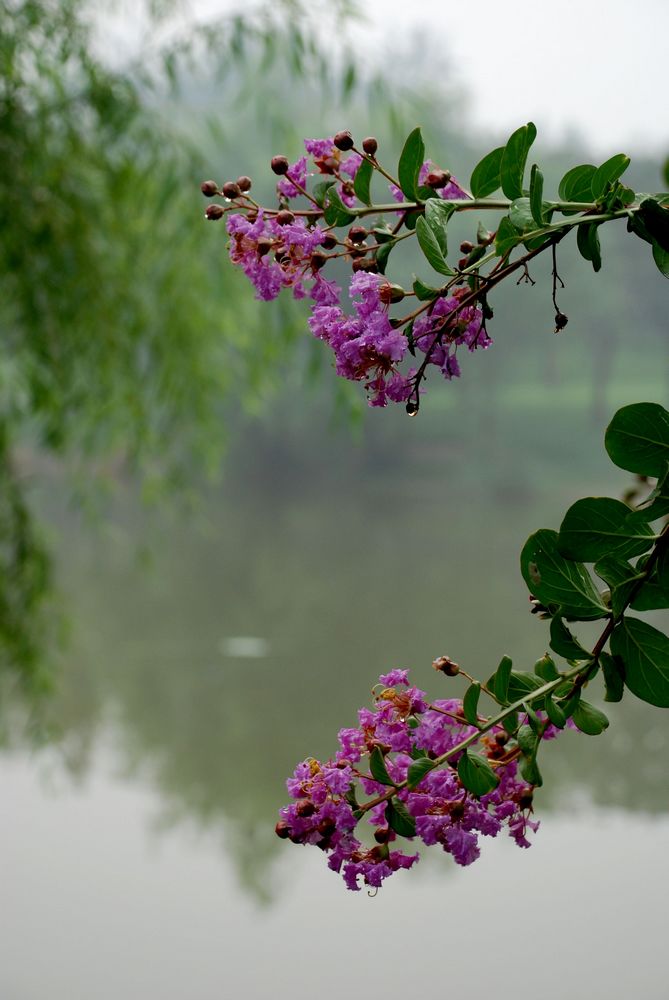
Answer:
276, 669, 561, 891
389, 159, 469, 205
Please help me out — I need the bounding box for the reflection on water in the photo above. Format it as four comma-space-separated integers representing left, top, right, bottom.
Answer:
1, 388, 668, 997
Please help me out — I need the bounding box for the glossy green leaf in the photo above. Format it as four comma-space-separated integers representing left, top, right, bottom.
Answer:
502, 710, 518, 735
425, 199, 456, 257
470, 146, 504, 198
591, 154, 631, 200
571, 699, 610, 736
637, 198, 669, 253
610, 617, 669, 707
520, 529, 609, 620
549, 618, 592, 660
412, 275, 441, 300
415, 216, 454, 275
353, 157, 373, 206
312, 179, 336, 207
495, 216, 521, 257
493, 655, 513, 704
529, 164, 545, 226
375, 238, 398, 274
558, 164, 596, 203
457, 751, 500, 797
406, 757, 436, 789
398, 127, 425, 201
385, 798, 416, 838
545, 693, 567, 728
506, 671, 545, 702
462, 682, 481, 725
519, 754, 543, 786
558, 497, 655, 562
323, 187, 356, 226
576, 222, 602, 272
594, 556, 644, 617
600, 651, 625, 703
369, 746, 396, 786
652, 241, 669, 278
509, 198, 536, 233
517, 723, 538, 756
500, 123, 537, 200
605, 402, 669, 477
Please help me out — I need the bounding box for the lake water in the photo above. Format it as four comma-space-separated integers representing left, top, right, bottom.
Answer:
2, 384, 668, 999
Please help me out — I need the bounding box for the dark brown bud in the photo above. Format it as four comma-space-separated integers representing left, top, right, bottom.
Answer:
256, 238, 272, 257
246, 210, 258, 224
321, 156, 339, 175
318, 817, 336, 837
222, 181, 241, 199
460, 241, 474, 254
205, 203, 225, 221
236, 175, 252, 192
425, 169, 451, 189
362, 136, 378, 156
374, 828, 391, 844
379, 282, 405, 305
348, 225, 367, 244
311, 251, 327, 270
554, 311, 569, 333
275, 820, 291, 839
271, 155, 290, 175
449, 801, 465, 820
494, 731, 509, 746
519, 791, 534, 810
334, 130, 354, 151
295, 798, 316, 818
320, 233, 338, 250
200, 180, 219, 197
432, 655, 460, 676
458, 257, 469, 270
351, 257, 378, 273
275, 209, 295, 226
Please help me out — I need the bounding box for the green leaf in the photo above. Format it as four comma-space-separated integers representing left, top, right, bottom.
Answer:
605, 402, 669, 478
558, 164, 596, 202
493, 655, 513, 704
457, 750, 500, 797
369, 746, 396, 786
415, 216, 454, 276
652, 241, 669, 278
610, 618, 669, 707
500, 122, 537, 200
558, 497, 655, 563
591, 154, 631, 201
519, 754, 543, 787
517, 723, 539, 756
502, 710, 518, 735
412, 275, 441, 300
509, 198, 537, 233
576, 222, 602, 272
406, 757, 436, 789
462, 682, 481, 725
375, 238, 398, 274
372, 225, 395, 243
534, 654, 559, 681
312, 179, 336, 207
323, 187, 356, 226
549, 618, 592, 660
495, 216, 521, 257
571, 699, 609, 736
385, 798, 416, 838
353, 157, 373, 206
544, 694, 567, 728
594, 556, 644, 617
398, 126, 425, 201
600, 651, 625, 703
470, 146, 504, 198
506, 671, 545, 702
425, 199, 456, 257
520, 529, 609, 620
637, 198, 669, 254
529, 164, 545, 226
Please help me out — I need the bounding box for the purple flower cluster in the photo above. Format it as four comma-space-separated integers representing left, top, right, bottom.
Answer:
277, 669, 556, 892
413, 290, 490, 380
390, 160, 469, 204
277, 137, 362, 207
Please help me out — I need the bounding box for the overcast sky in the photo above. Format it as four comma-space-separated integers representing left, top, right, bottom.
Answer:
106, 0, 669, 157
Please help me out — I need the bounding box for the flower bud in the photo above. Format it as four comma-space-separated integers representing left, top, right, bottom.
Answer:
295, 798, 316, 818
379, 283, 405, 305
348, 225, 367, 244
334, 130, 354, 151
362, 136, 378, 156
320, 233, 338, 250
200, 180, 219, 197
432, 655, 460, 676
271, 155, 290, 175
311, 251, 327, 270
246, 210, 258, 224
459, 241, 474, 254
236, 175, 252, 192
275, 820, 291, 839
554, 311, 569, 332
205, 203, 225, 221
275, 209, 295, 226
494, 731, 508, 746
256, 238, 272, 257
352, 257, 378, 273
318, 817, 336, 837
449, 801, 465, 820
321, 156, 339, 175
425, 169, 451, 188
519, 791, 534, 810
374, 828, 391, 844
222, 181, 241, 199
